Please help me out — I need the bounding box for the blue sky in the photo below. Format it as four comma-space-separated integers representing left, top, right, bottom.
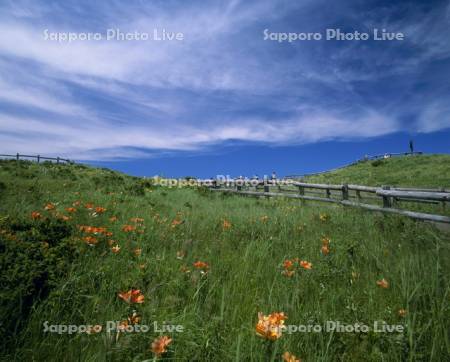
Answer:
0, 0, 449, 177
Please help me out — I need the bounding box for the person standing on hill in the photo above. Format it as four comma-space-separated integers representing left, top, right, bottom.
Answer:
409, 139, 414, 154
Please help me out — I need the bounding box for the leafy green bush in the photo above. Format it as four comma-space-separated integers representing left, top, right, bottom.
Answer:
371, 159, 385, 167
0, 216, 78, 350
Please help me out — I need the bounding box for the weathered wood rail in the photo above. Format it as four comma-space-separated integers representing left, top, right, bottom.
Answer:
0, 153, 73, 164
203, 179, 450, 224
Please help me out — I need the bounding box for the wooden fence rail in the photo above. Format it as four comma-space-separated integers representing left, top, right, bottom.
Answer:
0, 153, 73, 164
204, 179, 450, 224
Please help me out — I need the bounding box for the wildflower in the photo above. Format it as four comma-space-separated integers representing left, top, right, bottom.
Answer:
398, 309, 407, 317
255, 312, 287, 341
283, 259, 295, 270
31, 211, 42, 220
130, 217, 144, 223
72, 201, 81, 207
176, 250, 186, 260
322, 236, 330, 246
180, 265, 191, 274
299, 260, 312, 270
321, 245, 330, 255
65, 207, 77, 213
44, 203, 56, 211
122, 225, 136, 232
171, 219, 183, 228
151, 335, 172, 356
283, 352, 301, 362
193, 261, 209, 270
109, 216, 118, 222
83, 236, 99, 245
133, 248, 142, 257
128, 311, 141, 325
95, 206, 106, 214
59, 215, 71, 222
117, 320, 129, 332
282, 270, 295, 277
85, 325, 102, 334
260, 215, 269, 223
112, 244, 121, 254
222, 219, 232, 230
85, 203, 94, 210
376, 278, 389, 289
138, 263, 146, 270
118, 289, 145, 304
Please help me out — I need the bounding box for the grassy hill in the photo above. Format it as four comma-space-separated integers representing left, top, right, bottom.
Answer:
303, 154, 450, 188
0, 159, 449, 361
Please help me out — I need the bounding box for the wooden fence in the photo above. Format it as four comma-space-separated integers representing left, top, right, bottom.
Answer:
0, 153, 73, 164
205, 179, 450, 224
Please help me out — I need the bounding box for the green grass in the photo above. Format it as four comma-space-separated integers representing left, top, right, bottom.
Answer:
0, 159, 449, 361
304, 154, 450, 188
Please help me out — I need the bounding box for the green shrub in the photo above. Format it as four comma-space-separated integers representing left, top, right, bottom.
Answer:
0, 216, 78, 350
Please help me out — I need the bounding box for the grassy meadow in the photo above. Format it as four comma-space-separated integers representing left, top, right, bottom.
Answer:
0, 159, 449, 361
304, 154, 450, 188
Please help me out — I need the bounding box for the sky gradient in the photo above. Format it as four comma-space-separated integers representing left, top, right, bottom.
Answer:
0, 0, 449, 177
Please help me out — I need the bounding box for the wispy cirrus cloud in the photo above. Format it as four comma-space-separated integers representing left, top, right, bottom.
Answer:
0, 0, 448, 161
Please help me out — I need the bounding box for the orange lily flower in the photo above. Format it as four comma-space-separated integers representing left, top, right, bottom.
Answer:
171, 219, 183, 228
282, 270, 295, 277
283, 259, 294, 270
95, 206, 106, 214
65, 207, 77, 213
151, 335, 172, 356
31, 211, 42, 220
111, 244, 121, 254
222, 219, 232, 230
193, 261, 209, 270
109, 216, 118, 222
83, 236, 99, 245
85, 203, 94, 210
118, 289, 145, 304
128, 311, 141, 325
122, 224, 136, 232
255, 312, 287, 340
376, 278, 389, 289
44, 203, 55, 211
321, 245, 330, 255
283, 352, 301, 362
299, 260, 312, 270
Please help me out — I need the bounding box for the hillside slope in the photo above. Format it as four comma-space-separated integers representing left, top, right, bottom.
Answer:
0, 159, 449, 361
303, 154, 450, 188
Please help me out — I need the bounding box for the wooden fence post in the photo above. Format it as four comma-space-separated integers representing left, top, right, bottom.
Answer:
441, 187, 446, 211
382, 186, 392, 208
356, 190, 361, 202
57, 157, 60, 164
342, 184, 349, 200
326, 188, 331, 198
298, 185, 305, 196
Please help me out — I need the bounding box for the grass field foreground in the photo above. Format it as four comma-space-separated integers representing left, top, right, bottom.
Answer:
0, 159, 449, 361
